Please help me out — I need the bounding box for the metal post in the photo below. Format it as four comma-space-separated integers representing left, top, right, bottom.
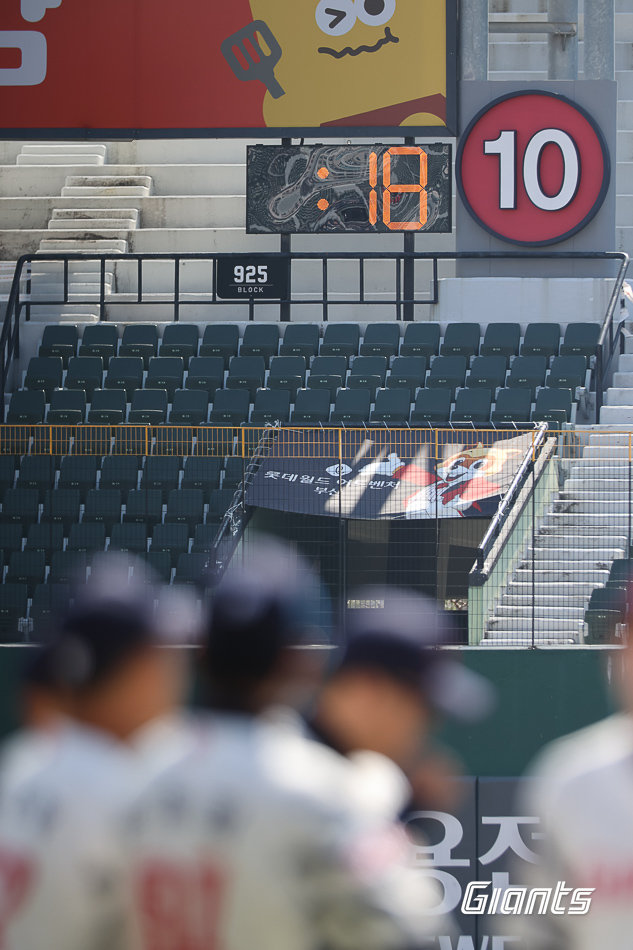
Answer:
584, 0, 615, 81
460, 0, 488, 81
548, 0, 578, 79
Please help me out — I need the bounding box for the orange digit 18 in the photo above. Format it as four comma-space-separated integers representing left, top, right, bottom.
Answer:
382, 146, 428, 231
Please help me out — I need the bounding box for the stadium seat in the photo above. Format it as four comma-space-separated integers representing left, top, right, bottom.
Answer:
532, 388, 573, 425
468, 356, 507, 392
0, 584, 28, 640
250, 389, 291, 425
291, 388, 330, 424
584, 606, 621, 643
99, 456, 138, 493
66, 356, 104, 398
119, 324, 158, 367
142, 457, 180, 500
192, 523, 218, 553
330, 389, 371, 425
165, 488, 204, 530
491, 388, 532, 423
124, 489, 163, 525
6, 390, 46, 424
68, 522, 106, 554
129, 389, 168, 425
47, 389, 86, 425
279, 324, 320, 360
25, 522, 63, 557
521, 323, 561, 359
320, 324, 360, 360
31, 583, 70, 630
110, 522, 147, 554
16, 456, 55, 500
268, 356, 306, 398
208, 389, 250, 426
59, 456, 98, 499
0, 459, 16, 498
105, 357, 144, 399
49, 551, 87, 584
185, 356, 224, 398
144, 550, 172, 583
42, 489, 80, 531
223, 458, 244, 490
1, 488, 39, 525
113, 427, 148, 458
88, 388, 126, 425
609, 559, 633, 583
208, 488, 236, 526
0, 523, 23, 555
146, 357, 184, 400
400, 323, 440, 359
182, 458, 222, 500
150, 523, 189, 567
547, 356, 587, 391
225, 356, 266, 400
25, 356, 63, 399
347, 356, 388, 394
39, 324, 78, 367
169, 389, 209, 426
507, 356, 547, 397
159, 324, 199, 364
83, 488, 122, 531
560, 323, 600, 362
441, 323, 480, 358
386, 356, 427, 399
240, 324, 279, 362
307, 356, 347, 400
6, 551, 45, 594
427, 356, 467, 396
360, 323, 401, 358
79, 324, 119, 366
480, 323, 521, 361
451, 388, 492, 424
174, 553, 208, 586
199, 324, 240, 367
410, 389, 452, 425
370, 388, 411, 425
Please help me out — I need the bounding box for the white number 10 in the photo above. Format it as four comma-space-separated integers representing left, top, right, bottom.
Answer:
484, 128, 579, 212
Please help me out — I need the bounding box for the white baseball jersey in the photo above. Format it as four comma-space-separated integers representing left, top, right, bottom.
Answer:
517, 713, 633, 950
125, 710, 450, 950
0, 715, 194, 950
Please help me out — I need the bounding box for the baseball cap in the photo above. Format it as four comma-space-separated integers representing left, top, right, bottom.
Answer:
340, 587, 495, 722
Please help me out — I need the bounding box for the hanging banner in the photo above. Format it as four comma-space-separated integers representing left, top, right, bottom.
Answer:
246, 430, 533, 520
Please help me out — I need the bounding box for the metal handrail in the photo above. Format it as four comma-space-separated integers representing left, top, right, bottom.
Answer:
595, 253, 631, 420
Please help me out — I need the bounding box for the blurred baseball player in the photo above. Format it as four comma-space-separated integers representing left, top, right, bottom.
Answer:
0, 554, 195, 950
124, 540, 453, 950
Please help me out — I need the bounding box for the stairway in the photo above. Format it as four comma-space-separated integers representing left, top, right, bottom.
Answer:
482, 433, 629, 645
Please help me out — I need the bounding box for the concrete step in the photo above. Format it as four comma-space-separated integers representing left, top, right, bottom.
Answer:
480, 636, 578, 646
557, 491, 629, 503
21, 144, 107, 158
600, 406, 633, 424
487, 614, 583, 632
605, 387, 633, 405
513, 568, 610, 584
534, 534, 628, 548
581, 444, 632, 457
564, 478, 632, 492
612, 373, 633, 388
64, 175, 152, 189
519, 555, 624, 571
37, 239, 128, 254
543, 514, 630, 530
495, 605, 586, 620
17, 154, 105, 166
503, 583, 601, 602
49, 219, 137, 231
50, 208, 140, 224
61, 186, 151, 198
39, 228, 131, 242
616, 354, 633, 372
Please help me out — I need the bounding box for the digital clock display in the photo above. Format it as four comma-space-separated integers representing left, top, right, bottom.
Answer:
247, 144, 452, 234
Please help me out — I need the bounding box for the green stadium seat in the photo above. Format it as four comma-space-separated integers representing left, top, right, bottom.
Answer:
25, 522, 63, 557
280, 324, 320, 360
59, 456, 98, 499
208, 389, 250, 426
83, 488, 122, 531
31, 583, 70, 630
16, 456, 55, 500
169, 389, 208, 425
307, 356, 347, 400
291, 388, 330, 424
66, 356, 104, 398
507, 356, 547, 397
182, 458, 222, 500
240, 324, 279, 363
192, 523, 218, 553
441, 323, 480, 358
547, 356, 587, 391
119, 325, 158, 367
360, 323, 401, 358
42, 489, 80, 531
588, 586, 626, 617
129, 389, 168, 425
268, 356, 306, 398
370, 388, 411, 425
428, 356, 468, 396
124, 489, 163, 525
88, 388, 126, 425
6, 390, 46, 424
226, 356, 266, 400
250, 389, 291, 425
199, 324, 240, 367
49, 551, 87, 584
150, 523, 189, 567
532, 388, 573, 425
208, 488, 235, 526
0, 523, 23, 554
410, 389, 451, 425
584, 608, 621, 643
39, 324, 78, 367
480, 323, 521, 361
451, 388, 493, 424
401, 323, 440, 359
79, 324, 119, 366
185, 356, 224, 398
610, 559, 633, 583
348, 356, 388, 394
330, 389, 371, 425
386, 356, 427, 399
144, 550, 172, 583
468, 356, 507, 391
560, 323, 600, 362
165, 488, 204, 530
68, 522, 106, 554
222, 458, 244, 490
320, 324, 360, 360
1, 488, 38, 525
111, 427, 149, 459
159, 324, 199, 364
110, 522, 147, 554
491, 388, 532, 424
47, 389, 86, 425
105, 357, 144, 399
174, 552, 208, 586
142, 457, 180, 500
100, 456, 138, 493
0, 584, 28, 641
7, 551, 45, 594
0, 458, 16, 497
521, 323, 561, 359
146, 357, 184, 400
25, 356, 63, 399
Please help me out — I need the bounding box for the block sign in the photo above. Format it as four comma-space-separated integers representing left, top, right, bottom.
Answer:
216, 257, 290, 299
456, 91, 611, 246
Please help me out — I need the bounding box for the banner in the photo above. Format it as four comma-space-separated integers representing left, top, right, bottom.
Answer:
246, 430, 533, 521
0, 1, 456, 136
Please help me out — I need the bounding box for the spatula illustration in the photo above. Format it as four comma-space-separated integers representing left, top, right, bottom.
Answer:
221, 20, 285, 99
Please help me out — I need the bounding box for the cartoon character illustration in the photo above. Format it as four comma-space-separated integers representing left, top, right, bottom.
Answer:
235, 0, 447, 128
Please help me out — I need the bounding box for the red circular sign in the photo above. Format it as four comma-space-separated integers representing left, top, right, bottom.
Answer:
457, 91, 610, 246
